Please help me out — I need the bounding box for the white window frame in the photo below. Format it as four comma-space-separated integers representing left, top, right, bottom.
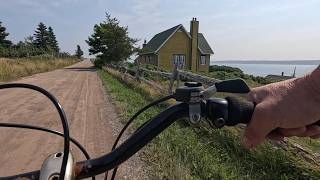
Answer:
200, 55, 206, 65
172, 54, 186, 68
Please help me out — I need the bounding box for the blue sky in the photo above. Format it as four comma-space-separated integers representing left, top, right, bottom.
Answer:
1, 0, 320, 60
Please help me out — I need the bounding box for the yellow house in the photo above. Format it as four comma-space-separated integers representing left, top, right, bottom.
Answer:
137, 18, 214, 72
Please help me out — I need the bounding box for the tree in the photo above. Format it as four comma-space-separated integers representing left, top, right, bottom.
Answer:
0, 21, 12, 47
75, 45, 83, 59
33, 22, 48, 50
23, 36, 44, 57
86, 13, 138, 64
24, 36, 34, 46
47, 26, 59, 53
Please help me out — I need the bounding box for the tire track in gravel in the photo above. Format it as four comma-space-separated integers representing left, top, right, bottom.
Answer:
0, 60, 143, 179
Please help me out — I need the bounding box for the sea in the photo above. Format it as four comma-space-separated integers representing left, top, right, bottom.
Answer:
211, 61, 319, 77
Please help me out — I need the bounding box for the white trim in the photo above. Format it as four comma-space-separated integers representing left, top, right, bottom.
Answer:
154, 25, 182, 53
153, 24, 213, 55
200, 55, 206, 65
180, 26, 192, 39
155, 25, 192, 53
139, 52, 155, 55
198, 48, 205, 54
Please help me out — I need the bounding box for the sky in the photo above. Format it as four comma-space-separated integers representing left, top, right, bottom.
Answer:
1, 0, 320, 60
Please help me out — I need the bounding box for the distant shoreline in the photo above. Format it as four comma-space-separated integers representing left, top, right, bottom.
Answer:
213, 60, 320, 65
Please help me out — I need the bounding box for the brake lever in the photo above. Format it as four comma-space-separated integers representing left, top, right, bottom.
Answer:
215, 79, 250, 93
201, 79, 250, 100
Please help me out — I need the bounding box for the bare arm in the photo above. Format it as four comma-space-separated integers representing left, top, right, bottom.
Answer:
242, 66, 320, 149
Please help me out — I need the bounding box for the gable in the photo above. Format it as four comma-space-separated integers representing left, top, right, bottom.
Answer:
159, 27, 191, 52
141, 24, 182, 54
141, 24, 213, 55
197, 33, 214, 54
157, 26, 191, 53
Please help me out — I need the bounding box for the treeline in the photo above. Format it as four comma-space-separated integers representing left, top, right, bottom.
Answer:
0, 21, 83, 59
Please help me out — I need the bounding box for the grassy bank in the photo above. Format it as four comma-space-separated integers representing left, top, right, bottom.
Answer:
0, 58, 78, 82
98, 68, 320, 180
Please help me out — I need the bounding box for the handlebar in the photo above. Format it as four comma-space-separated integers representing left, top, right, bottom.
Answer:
75, 102, 189, 178
4, 96, 255, 179
0, 79, 320, 180
226, 96, 255, 125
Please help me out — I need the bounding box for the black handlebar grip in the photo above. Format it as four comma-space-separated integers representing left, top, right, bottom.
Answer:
225, 96, 255, 126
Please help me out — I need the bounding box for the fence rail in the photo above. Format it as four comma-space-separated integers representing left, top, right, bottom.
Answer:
105, 63, 220, 93
106, 64, 219, 86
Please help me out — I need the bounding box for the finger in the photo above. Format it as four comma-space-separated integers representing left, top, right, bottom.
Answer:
247, 88, 259, 102
297, 125, 320, 137
242, 103, 276, 149
247, 91, 256, 102
267, 131, 284, 141
247, 87, 269, 103
278, 127, 307, 137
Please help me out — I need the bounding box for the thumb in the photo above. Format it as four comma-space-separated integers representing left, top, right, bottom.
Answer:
242, 103, 276, 149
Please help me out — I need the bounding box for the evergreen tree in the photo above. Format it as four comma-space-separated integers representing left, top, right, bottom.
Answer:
86, 13, 138, 63
75, 45, 83, 59
47, 26, 59, 53
33, 22, 48, 50
0, 21, 12, 47
24, 36, 34, 46
23, 36, 43, 57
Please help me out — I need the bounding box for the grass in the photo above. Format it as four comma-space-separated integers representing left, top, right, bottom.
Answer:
289, 137, 320, 152
98, 68, 320, 180
0, 58, 78, 82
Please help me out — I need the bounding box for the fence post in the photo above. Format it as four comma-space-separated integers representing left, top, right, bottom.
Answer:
135, 61, 141, 81
123, 66, 128, 81
168, 64, 178, 94
176, 69, 180, 88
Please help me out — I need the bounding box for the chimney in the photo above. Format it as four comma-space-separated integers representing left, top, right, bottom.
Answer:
190, 17, 199, 71
142, 39, 147, 48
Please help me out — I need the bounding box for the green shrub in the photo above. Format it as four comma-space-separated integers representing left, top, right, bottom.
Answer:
208, 65, 271, 85
209, 65, 243, 74
93, 58, 105, 68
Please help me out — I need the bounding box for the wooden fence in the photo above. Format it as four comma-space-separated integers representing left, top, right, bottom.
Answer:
106, 63, 220, 93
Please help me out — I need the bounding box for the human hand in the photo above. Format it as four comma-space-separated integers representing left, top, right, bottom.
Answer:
242, 67, 320, 149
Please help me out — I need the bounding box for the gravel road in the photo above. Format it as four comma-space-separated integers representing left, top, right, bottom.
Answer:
0, 60, 144, 179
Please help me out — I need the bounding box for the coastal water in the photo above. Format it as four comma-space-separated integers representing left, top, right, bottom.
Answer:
212, 62, 318, 77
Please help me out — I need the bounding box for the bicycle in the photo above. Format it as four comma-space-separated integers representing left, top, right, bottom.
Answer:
0, 79, 256, 180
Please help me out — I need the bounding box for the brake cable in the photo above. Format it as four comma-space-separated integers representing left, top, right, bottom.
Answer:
0, 83, 70, 179
106, 94, 174, 180
108, 79, 251, 179
0, 123, 96, 180
0, 123, 90, 160
0, 79, 252, 179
